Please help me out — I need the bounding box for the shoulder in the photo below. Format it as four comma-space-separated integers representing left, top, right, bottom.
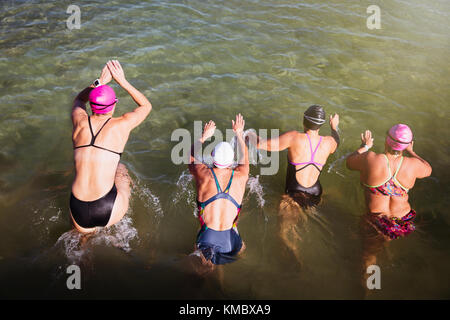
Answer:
367, 151, 380, 158
322, 135, 335, 145
406, 155, 432, 178
402, 155, 426, 170
284, 130, 302, 142
232, 168, 249, 187
110, 115, 133, 132
234, 165, 249, 178
321, 135, 338, 153
365, 151, 382, 161
282, 130, 301, 138
363, 152, 388, 167
189, 163, 209, 176
71, 108, 88, 126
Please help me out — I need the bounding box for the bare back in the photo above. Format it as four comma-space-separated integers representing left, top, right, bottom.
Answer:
360, 152, 426, 217
191, 165, 249, 231
288, 131, 336, 188
72, 114, 130, 201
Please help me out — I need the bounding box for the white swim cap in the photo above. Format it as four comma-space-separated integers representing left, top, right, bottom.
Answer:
212, 142, 234, 168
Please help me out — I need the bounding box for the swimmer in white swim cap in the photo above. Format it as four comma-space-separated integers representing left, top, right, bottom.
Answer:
188, 114, 249, 266
212, 141, 235, 168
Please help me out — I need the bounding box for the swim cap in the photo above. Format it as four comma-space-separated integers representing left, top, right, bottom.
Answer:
303, 105, 326, 129
386, 124, 413, 151
212, 142, 234, 168
89, 85, 117, 114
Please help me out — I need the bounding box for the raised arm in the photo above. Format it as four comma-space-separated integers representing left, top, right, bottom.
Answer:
329, 113, 340, 153
71, 86, 91, 126
252, 130, 296, 152
346, 130, 374, 171
189, 120, 216, 173
405, 142, 432, 178
107, 60, 152, 130
71, 64, 113, 126
232, 114, 249, 175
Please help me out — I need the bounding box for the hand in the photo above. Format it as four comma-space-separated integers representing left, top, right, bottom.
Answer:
107, 60, 127, 86
232, 113, 245, 134
330, 113, 339, 130
361, 130, 374, 149
201, 120, 216, 142
405, 141, 414, 154
98, 64, 112, 85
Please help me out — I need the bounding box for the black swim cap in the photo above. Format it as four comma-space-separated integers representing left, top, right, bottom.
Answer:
303, 105, 326, 130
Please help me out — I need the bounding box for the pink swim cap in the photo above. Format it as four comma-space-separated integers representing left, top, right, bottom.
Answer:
386, 124, 413, 151
89, 85, 117, 114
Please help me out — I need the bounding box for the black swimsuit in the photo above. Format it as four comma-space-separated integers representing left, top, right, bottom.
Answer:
70, 116, 122, 228
70, 185, 117, 228
285, 134, 324, 208
285, 160, 323, 197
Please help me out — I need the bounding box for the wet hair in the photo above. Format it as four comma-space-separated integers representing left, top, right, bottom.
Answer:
303, 105, 326, 131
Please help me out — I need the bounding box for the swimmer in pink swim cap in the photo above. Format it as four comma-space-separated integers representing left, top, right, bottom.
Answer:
386, 124, 413, 151
70, 60, 153, 233
346, 124, 432, 291
89, 84, 118, 115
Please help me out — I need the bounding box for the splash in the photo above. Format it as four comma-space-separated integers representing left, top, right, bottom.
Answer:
172, 169, 197, 216
54, 229, 85, 265
246, 175, 266, 208
55, 215, 138, 265
90, 216, 139, 251
132, 177, 164, 219
32, 201, 65, 244
327, 152, 351, 178
136, 185, 164, 218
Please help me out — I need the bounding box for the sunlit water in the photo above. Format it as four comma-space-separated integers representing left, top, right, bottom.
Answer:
0, 0, 449, 299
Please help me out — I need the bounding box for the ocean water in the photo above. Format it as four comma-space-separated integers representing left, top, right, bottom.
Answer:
0, 0, 449, 299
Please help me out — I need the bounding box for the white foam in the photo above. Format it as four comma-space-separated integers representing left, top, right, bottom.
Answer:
173, 169, 197, 217
327, 152, 351, 177
55, 215, 138, 264
246, 175, 266, 208
90, 216, 138, 252
133, 178, 164, 218
55, 230, 85, 264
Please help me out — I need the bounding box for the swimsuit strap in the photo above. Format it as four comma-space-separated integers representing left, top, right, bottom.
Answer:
393, 156, 404, 179
306, 133, 314, 157
74, 116, 122, 157
289, 134, 323, 172
223, 169, 235, 194
209, 167, 222, 193
363, 155, 395, 188
294, 162, 323, 172
90, 116, 112, 145
197, 169, 241, 210
392, 156, 409, 191
209, 167, 235, 194
363, 155, 408, 192
311, 136, 322, 161
384, 154, 404, 180
200, 192, 241, 210
87, 115, 95, 141
383, 154, 392, 177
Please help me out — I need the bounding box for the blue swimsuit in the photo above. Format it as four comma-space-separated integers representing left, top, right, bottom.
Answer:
196, 168, 243, 265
